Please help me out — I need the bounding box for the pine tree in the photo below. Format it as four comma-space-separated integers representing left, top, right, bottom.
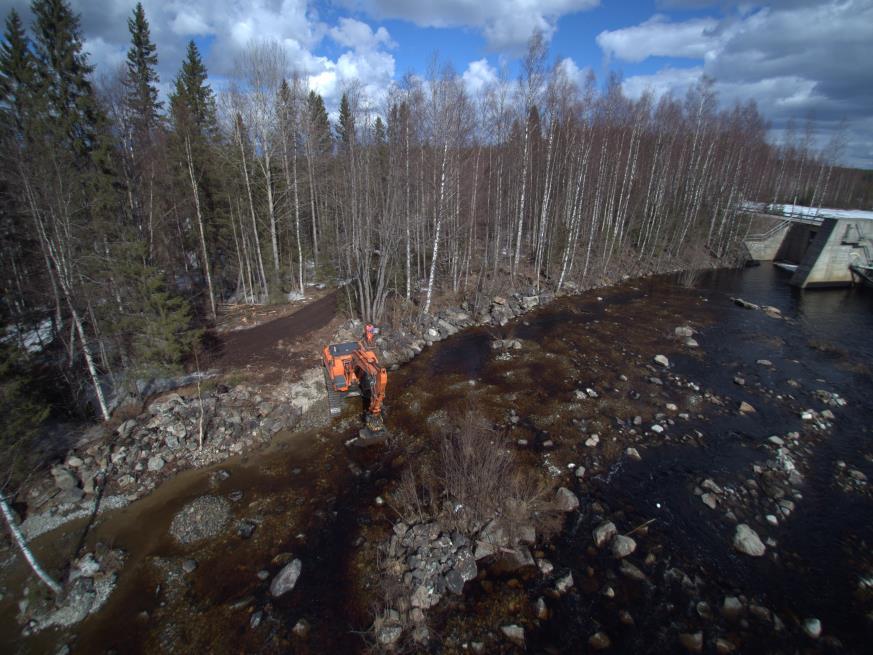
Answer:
124, 2, 162, 140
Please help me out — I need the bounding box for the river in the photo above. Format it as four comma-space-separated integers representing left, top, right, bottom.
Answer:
2, 263, 871, 654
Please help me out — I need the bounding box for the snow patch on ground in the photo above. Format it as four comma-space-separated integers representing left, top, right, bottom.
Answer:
1, 318, 53, 353
743, 201, 873, 221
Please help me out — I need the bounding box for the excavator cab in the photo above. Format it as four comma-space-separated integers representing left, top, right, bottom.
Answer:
322, 324, 388, 441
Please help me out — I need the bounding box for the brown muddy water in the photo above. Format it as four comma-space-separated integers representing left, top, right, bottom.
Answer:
2, 264, 872, 654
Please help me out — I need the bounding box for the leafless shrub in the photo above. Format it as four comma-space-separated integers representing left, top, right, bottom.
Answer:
678, 267, 702, 288
388, 409, 559, 536
500, 467, 557, 542
438, 411, 514, 530
427, 410, 556, 538
385, 296, 419, 332
387, 467, 437, 525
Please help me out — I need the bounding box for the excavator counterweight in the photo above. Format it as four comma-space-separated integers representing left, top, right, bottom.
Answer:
322, 324, 388, 441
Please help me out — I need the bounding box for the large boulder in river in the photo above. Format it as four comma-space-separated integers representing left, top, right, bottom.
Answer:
611, 535, 637, 559
554, 487, 580, 512
270, 558, 302, 597
169, 495, 231, 544
733, 524, 766, 557
593, 521, 617, 548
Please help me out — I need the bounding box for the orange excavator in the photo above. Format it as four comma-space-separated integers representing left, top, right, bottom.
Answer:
322, 324, 388, 440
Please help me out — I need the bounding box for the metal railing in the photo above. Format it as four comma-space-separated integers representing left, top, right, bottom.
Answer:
746, 219, 790, 242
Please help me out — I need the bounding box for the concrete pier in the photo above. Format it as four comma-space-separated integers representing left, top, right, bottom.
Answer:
743, 206, 873, 289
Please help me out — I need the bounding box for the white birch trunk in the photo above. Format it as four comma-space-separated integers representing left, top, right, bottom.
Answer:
512, 119, 530, 278
185, 135, 216, 319
423, 142, 449, 314
1, 491, 62, 594
235, 121, 269, 299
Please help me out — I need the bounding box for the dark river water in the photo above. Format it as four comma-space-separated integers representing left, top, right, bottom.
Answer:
526, 265, 873, 654
2, 264, 871, 654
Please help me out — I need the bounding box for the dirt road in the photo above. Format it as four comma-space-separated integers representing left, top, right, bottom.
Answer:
207, 291, 338, 371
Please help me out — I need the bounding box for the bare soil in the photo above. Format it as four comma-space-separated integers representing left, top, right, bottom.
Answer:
204, 291, 342, 383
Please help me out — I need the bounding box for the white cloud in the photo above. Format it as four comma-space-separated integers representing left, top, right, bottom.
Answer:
461, 58, 498, 97
168, 8, 210, 36
601, 1, 873, 168
330, 17, 395, 51
81, 35, 127, 74
0, 0, 399, 115
621, 66, 704, 101
348, 0, 600, 49
555, 57, 588, 90
596, 15, 722, 63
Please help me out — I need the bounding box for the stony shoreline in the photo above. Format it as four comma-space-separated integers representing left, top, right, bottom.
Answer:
19, 269, 685, 542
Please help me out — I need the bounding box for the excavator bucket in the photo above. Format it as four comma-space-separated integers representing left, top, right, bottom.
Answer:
357, 412, 388, 444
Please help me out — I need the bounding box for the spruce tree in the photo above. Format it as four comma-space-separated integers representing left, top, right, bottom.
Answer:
168, 40, 221, 318
30, 0, 103, 160
129, 261, 200, 375
373, 115, 386, 146
124, 2, 162, 140
169, 41, 217, 139
0, 10, 36, 135
373, 115, 388, 180
0, 342, 49, 490
100, 240, 199, 378
336, 92, 355, 147
307, 90, 331, 155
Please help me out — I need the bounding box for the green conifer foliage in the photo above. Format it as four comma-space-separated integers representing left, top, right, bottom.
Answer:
128, 262, 201, 375
30, 0, 102, 160
336, 92, 354, 146
307, 90, 332, 154
124, 2, 162, 140
373, 115, 386, 146
0, 343, 49, 489
0, 10, 36, 135
169, 41, 217, 139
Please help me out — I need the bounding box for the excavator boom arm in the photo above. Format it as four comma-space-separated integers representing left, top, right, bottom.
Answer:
351, 348, 387, 416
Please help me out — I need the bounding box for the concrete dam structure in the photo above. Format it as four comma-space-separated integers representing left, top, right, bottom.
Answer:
743, 205, 873, 289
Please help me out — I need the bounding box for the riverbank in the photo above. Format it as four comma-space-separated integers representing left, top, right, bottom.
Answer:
2, 263, 871, 654
12, 262, 697, 543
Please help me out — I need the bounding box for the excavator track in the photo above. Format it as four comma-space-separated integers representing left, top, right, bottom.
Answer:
323, 366, 343, 417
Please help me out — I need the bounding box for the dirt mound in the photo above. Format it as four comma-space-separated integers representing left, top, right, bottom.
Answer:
169, 495, 231, 544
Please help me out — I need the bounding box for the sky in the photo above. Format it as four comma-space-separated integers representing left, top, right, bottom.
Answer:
3, 0, 872, 169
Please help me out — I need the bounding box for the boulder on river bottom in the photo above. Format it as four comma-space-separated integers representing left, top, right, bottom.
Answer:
270, 558, 302, 597
733, 524, 766, 557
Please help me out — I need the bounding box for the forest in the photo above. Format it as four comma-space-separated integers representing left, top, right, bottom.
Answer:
1, 0, 870, 429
